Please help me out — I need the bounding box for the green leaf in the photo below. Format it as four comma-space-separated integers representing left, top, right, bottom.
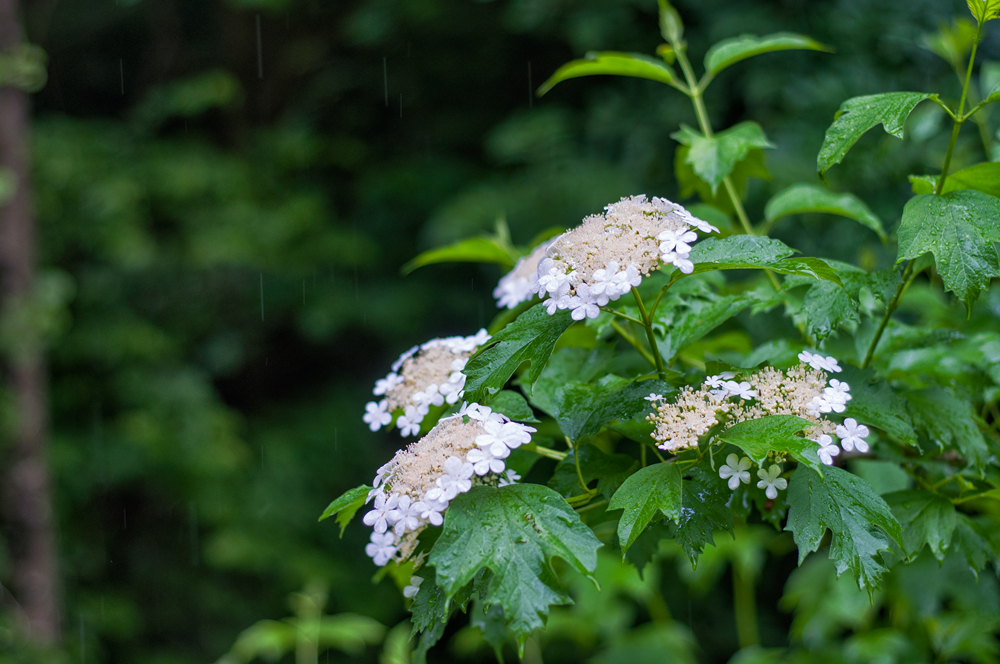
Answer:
657, 0, 683, 44
704, 33, 833, 76
549, 443, 639, 500
817, 92, 938, 179
883, 490, 957, 561
717, 415, 823, 471
785, 466, 903, 596
906, 388, 989, 472
654, 291, 764, 361
524, 344, 614, 417
609, 462, 683, 553
671, 122, 773, 194
428, 484, 602, 642
675, 147, 771, 216
488, 390, 540, 423
967, 0, 1000, 23
537, 52, 682, 97
896, 190, 1000, 312
909, 162, 1000, 199
318, 485, 370, 536
550, 377, 673, 441
463, 305, 575, 402
663, 465, 733, 565
402, 236, 518, 275
838, 366, 916, 446
764, 184, 886, 241
952, 514, 995, 578
687, 235, 843, 285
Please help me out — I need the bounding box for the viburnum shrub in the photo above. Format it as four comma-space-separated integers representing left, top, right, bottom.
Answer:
322, 1, 1000, 660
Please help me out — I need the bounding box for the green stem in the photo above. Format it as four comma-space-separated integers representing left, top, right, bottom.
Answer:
601, 307, 645, 326
525, 443, 567, 461
936, 22, 982, 194
861, 262, 917, 369
731, 539, 760, 648
610, 319, 657, 367
575, 499, 608, 514
568, 437, 591, 494
632, 287, 667, 379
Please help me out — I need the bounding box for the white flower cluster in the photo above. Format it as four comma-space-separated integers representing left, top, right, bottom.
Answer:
534, 195, 718, 321
362, 403, 534, 567
718, 454, 788, 499
363, 330, 491, 437
493, 241, 553, 310
647, 354, 870, 466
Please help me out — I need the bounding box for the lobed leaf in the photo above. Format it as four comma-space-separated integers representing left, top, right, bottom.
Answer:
608, 462, 684, 553
537, 51, 683, 97
817, 92, 938, 179
550, 377, 673, 441
704, 33, 833, 76
654, 291, 765, 361
674, 146, 771, 216
524, 344, 615, 417
663, 466, 734, 565
671, 122, 773, 194
883, 490, 957, 561
895, 190, 1000, 312
906, 388, 990, 473
687, 235, 842, 285
838, 366, 916, 447
488, 389, 540, 423
402, 236, 518, 275
717, 415, 823, 471
318, 484, 370, 537
463, 305, 575, 402
785, 466, 903, 597
952, 514, 995, 578
428, 484, 602, 643
908, 162, 1000, 199
764, 183, 886, 241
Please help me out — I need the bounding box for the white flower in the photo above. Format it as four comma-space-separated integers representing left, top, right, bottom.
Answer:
477, 418, 534, 453
402, 576, 423, 599
537, 262, 573, 298
366, 485, 385, 503
436, 456, 474, 500
669, 252, 694, 274
365, 531, 397, 566
363, 400, 393, 432
799, 350, 842, 373
719, 454, 752, 490
498, 469, 521, 487
610, 265, 642, 295
590, 261, 620, 297
463, 403, 493, 422
705, 375, 726, 389
415, 496, 448, 526
391, 345, 419, 373
836, 418, 870, 453
568, 294, 600, 320
374, 373, 403, 396
725, 381, 757, 400
467, 446, 507, 476
362, 492, 399, 534
412, 384, 445, 414
819, 355, 842, 373
396, 406, 423, 437
372, 461, 393, 490
756, 464, 788, 499
685, 215, 720, 235
544, 294, 572, 315
388, 495, 422, 536
813, 434, 840, 466
657, 228, 697, 257
644, 393, 664, 402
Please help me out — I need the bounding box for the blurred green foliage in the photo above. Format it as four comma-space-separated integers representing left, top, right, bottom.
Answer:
0, 0, 998, 662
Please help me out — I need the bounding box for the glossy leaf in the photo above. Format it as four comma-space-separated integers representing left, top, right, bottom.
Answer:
764, 183, 886, 241
463, 305, 575, 402
550, 377, 673, 441
318, 484, 370, 537
402, 236, 518, 275
704, 33, 832, 76
839, 366, 916, 447
609, 462, 684, 553
654, 291, 764, 361
908, 162, 1000, 199
884, 490, 957, 561
537, 52, 683, 97
895, 190, 1000, 311
717, 415, 823, 471
488, 390, 540, 423
671, 122, 773, 194
817, 92, 938, 179
687, 235, 842, 284
524, 344, 615, 417
785, 465, 903, 597
664, 466, 734, 565
429, 484, 602, 642
966, 0, 1000, 23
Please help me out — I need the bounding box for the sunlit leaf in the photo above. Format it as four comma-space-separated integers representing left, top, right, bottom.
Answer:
687, 235, 842, 284
537, 52, 683, 97
704, 33, 832, 76
907, 162, 1000, 199
717, 415, 823, 471
318, 485, 371, 537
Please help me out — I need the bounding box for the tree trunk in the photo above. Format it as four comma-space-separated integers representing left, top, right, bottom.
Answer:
0, 0, 60, 645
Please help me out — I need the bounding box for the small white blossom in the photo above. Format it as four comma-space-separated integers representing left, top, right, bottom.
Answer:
814, 434, 840, 466
719, 454, 752, 490
415, 497, 448, 526
657, 228, 697, 257
363, 400, 393, 432
477, 418, 534, 453
725, 381, 758, 400
463, 403, 493, 422
403, 576, 423, 599
756, 464, 788, 499
388, 495, 422, 536
365, 531, 397, 566
412, 384, 445, 414
645, 393, 664, 402
467, 445, 507, 476
436, 456, 475, 500
498, 469, 521, 487
391, 345, 419, 373
362, 492, 399, 534
396, 406, 423, 437
836, 418, 870, 453
544, 294, 573, 315
372, 461, 393, 490
705, 375, 726, 389
568, 294, 601, 320
374, 373, 404, 396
